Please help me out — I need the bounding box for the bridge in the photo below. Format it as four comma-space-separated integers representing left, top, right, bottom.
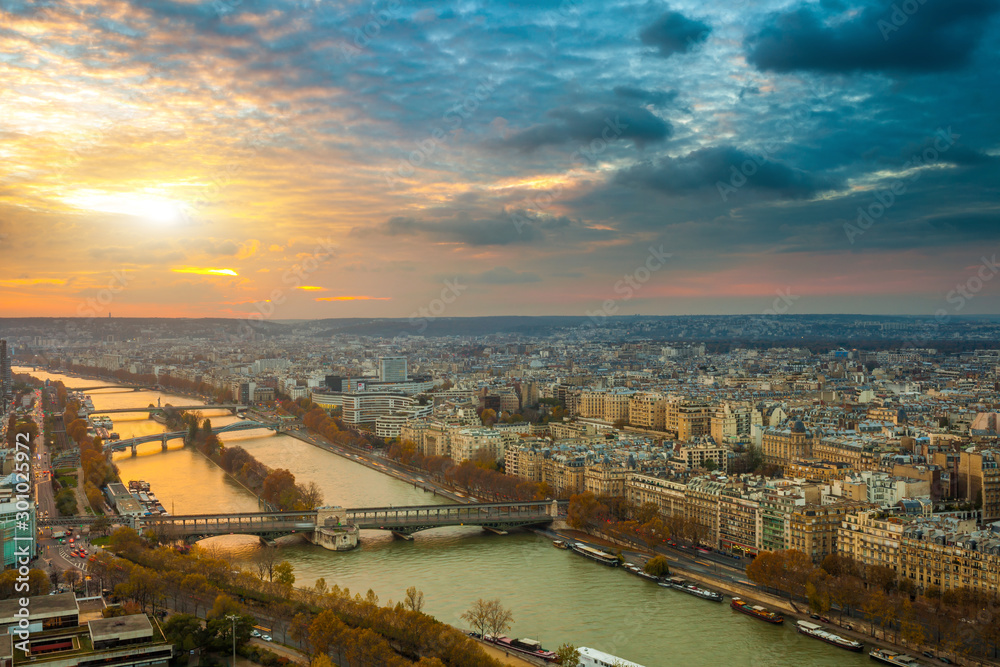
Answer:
67, 385, 155, 392
93, 404, 246, 415
105, 420, 279, 455
135, 500, 565, 545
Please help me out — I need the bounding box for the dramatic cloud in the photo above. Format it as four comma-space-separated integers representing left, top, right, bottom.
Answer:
746, 0, 1000, 73
640, 9, 712, 58
1, 0, 999, 316
615, 146, 837, 200
492, 106, 671, 152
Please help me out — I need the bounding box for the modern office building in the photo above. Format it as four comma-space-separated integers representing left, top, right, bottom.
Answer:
378, 356, 408, 383
0, 339, 11, 399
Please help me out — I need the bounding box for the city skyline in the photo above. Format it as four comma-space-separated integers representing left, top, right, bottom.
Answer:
2, 0, 999, 319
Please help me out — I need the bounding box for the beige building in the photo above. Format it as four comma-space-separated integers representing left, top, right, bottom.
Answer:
666, 400, 713, 440
762, 421, 813, 469
676, 440, 729, 471
625, 473, 687, 518
958, 449, 1000, 521
584, 464, 630, 497
629, 392, 667, 431
684, 477, 725, 546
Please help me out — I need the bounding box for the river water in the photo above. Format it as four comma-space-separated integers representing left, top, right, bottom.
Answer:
24, 368, 872, 666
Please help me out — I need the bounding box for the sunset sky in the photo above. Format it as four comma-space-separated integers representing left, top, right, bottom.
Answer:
1, 0, 999, 319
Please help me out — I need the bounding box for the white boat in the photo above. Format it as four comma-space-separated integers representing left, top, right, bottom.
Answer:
796, 620, 863, 652
571, 542, 620, 567
869, 648, 923, 666
578, 647, 645, 667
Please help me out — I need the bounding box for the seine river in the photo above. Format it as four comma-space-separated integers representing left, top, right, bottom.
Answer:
23, 368, 872, 666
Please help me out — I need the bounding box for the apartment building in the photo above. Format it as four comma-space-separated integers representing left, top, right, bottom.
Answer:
666, 400, 712, 440
624, 473, 687, 518
684, 477, 725, 545
629, 392, 667, 431
812, 433, 880, 470
762, 421, 812, 469
584, 463, 630, 497
718, 486, 762, 556
958, 449, 1000, 522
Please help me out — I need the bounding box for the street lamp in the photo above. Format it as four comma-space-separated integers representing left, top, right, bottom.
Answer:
225, 614, 239, 667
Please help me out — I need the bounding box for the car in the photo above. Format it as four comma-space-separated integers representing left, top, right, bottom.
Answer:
69, 538, 74, 544
810, 614, 821, 620
938, 658, 953, 664
250, 630, 261, 638
261, 635, 272, 642
819, 616, 831, 623
923, 652, 936, 659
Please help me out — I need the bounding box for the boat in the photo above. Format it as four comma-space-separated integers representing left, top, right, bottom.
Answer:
659, 576, 723, 601
796, 620, 862, 651
578, 647, 646, 667
488, 636, 558, 663
869, 648, 923, 665
571, 542, 620, 567
730, 597, 784, 624
552, 540, 569, 549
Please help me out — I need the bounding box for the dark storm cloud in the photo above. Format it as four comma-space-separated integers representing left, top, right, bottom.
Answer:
612, 86, 679, 108
639, 9, 712, 58
493, 106, 671, 152
746, 0, 1000, 73
615, 146, 837, 200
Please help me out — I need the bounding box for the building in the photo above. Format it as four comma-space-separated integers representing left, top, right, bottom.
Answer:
0, 600, 172, 667
0, 340, 11, 399
837, 510, 906, 573
718, 486, 761, 556
958, 449, 1000, 522
676, 440, 729, 472
628, 393, 666, 431
584, 463, 630, 497
0, 593, 79, 632
666, 400, 712, 440
1, 500, 36, 569
762, 421, 812, 469
378, 356, 408, 383
787, 502, 867, 562
684, 477, 725, 546
625, 473, 687, 519
451, 428, 505, 463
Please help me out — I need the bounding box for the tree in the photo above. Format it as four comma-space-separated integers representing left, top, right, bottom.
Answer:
404, 586, 425, 613
480, 409, 497, 427
568, 492, 604, 530
461, 599, 493, 638
644, 556, 671, 578
703, 459, 718, 472
485, 599, 514, 639
163, 614, 205, 651
300, 481, 324, 509
92, 516, 112, 537
274, 561, 295, 586
556, 644, 581, 666
250, 546, 280, 582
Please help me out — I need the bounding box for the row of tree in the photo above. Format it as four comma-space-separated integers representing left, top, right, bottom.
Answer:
747, 550, 1000, 662
100, 527, 506, 666
184, 417, 323, 511
567, 492, 712, 549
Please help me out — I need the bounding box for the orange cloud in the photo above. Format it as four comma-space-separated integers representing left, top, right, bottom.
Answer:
294, 285, 325, 291
315, 296, 391, 301
0, 278, 67, 286
171, 267, 238, 276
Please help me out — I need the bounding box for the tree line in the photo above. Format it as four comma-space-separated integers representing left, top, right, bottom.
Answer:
99, 528, 506, 667
747, 549, 1000, 663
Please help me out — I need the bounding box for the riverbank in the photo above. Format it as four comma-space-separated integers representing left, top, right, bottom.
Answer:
548, 527, 993, 666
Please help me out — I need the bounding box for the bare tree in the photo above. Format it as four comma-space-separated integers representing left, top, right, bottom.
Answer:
404, 586, 425, 613
251, 546, 280, 582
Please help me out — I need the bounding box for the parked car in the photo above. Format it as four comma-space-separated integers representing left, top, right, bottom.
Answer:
923, 652, 936, 659
250, 630, 261, 638
939, 658, 953, 664
261, 635, 273, 642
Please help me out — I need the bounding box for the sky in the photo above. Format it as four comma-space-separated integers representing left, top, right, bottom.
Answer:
1, 0, 999, 320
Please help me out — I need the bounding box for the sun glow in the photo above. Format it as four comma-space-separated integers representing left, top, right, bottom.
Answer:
62, 190, 187, 224
171, 267, 238, 276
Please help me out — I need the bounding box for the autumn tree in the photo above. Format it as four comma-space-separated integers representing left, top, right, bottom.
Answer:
644, 555, 671, 578
404, 586, 425, 613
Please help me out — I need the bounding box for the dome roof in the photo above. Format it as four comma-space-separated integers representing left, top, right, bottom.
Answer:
791, 420, 807, 433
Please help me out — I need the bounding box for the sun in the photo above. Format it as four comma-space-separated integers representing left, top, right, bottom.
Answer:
62, 189, 188, 224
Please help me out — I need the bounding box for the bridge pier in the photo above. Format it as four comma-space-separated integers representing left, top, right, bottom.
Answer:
130, 444, 137, 456
390, 531, 414, 541
161, 434, 168, 451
